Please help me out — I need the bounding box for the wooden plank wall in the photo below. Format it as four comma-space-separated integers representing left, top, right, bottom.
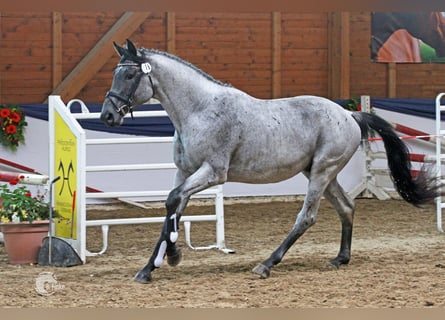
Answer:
1, 13, 53, 103
175, 13, 273, 98
1, 12, 445, 104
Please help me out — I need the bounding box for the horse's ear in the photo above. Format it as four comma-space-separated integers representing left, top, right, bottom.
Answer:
126, 39, 138, 57
113, 41, 126, 57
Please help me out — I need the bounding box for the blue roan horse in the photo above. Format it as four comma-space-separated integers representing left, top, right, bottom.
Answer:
101, 39, 440, 283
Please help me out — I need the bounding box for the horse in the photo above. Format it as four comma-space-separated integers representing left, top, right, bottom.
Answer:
101, 39, 441, 283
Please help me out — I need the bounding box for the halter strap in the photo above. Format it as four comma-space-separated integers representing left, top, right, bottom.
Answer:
105, 61, 155, 118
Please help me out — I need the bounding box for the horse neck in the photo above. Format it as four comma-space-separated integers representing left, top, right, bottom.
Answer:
150, 55, 227, 132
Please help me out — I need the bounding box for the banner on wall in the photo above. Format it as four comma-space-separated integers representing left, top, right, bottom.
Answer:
371, 12, 445, 63
53, 110, 78, 240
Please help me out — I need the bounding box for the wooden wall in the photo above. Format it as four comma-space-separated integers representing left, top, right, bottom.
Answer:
1, 12, 445, 105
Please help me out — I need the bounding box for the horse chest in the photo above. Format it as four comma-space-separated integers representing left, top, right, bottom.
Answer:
173, 133, 229, 174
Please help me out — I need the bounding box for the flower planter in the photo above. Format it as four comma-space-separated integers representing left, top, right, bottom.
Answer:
0, 220, 49, 264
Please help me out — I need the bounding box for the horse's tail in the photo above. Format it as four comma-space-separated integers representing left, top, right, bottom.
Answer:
351, 111, 441, 206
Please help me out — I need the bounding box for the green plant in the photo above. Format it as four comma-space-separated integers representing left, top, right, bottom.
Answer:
0, 104, 28, 152
341, 98, 362, 111
0, 183, 50, 223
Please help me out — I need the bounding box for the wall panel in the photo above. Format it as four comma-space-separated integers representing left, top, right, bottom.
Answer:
1, 12, 445, 105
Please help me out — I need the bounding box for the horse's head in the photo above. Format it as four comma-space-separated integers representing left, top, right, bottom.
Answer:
101, 39, 155, 126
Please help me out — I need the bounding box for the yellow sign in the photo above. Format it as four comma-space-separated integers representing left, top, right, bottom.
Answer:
54, 110, 77, 239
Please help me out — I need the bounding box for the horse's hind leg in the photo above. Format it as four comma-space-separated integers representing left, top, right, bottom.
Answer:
323, 178, 355, 268
252, 169, 335, 279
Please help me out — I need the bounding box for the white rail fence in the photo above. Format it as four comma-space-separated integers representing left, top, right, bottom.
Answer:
49, 96, 232, 263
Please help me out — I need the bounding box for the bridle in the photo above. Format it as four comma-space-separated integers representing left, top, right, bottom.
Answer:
105, 61, 155, 118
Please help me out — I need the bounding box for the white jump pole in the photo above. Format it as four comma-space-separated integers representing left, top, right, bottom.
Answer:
0, 171, 49, 185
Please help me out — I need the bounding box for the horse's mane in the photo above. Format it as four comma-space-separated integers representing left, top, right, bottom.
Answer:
140, 48, 232, 88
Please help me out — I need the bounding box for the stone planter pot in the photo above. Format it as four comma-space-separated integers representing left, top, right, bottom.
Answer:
0, 220, 50, 264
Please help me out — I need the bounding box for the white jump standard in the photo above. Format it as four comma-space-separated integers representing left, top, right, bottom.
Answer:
49, 97, 229, 264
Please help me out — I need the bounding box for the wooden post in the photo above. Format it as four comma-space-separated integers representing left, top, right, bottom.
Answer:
328, 12, 350, 99
166, 12, 176, 54
47, 12, 150, 102
272, 12, 281, 98
0, 12, 2, 104
387, 62, 396, 97
52, 12, 63, 90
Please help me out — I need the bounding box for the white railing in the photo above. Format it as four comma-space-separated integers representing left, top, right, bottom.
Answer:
49, 96, 232, 263
435, 93, 445, 233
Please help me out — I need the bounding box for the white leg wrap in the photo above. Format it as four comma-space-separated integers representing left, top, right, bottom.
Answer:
154, 240, 167, 268
169, 213, 179, 243
170, 231, 178, 243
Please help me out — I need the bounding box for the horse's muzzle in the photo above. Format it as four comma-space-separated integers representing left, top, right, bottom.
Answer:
100, 110, 122, 127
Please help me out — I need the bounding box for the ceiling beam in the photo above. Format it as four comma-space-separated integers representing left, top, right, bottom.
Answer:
46, 12, 150, 102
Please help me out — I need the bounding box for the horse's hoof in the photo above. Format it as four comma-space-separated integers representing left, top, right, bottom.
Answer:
327, 258, 341, 269
325, 261, 340, 270
167, 248, 182, 267
252, 263, 270, 279
327, 257, 349, 269
133, 270, 152, 284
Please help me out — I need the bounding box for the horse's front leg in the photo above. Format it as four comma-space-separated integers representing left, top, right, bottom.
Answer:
133, 217, 179, 283
134, 163, 222, 283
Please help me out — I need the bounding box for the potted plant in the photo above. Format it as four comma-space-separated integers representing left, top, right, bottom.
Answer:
0, 182, 51, 264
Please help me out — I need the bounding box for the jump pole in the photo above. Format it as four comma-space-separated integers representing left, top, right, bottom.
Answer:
0, 157, 42, 174
371, 152, 440, 164
390, 123, 437, 143
0, 171, 49, 185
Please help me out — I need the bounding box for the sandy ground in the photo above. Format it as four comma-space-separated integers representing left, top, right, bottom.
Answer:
1, 197, 444, 308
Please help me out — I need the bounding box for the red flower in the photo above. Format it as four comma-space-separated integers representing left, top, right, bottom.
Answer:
25, 192, 32, 197
10, 112, 21, 123
0, 108, 10, 118
6, 124, 17, 134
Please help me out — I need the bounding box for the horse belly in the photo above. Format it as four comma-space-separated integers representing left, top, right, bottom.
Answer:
227, 166, 304, 184
226, 148, 312, 184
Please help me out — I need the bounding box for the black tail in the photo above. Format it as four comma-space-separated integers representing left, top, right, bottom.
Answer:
352, 111, 440, 206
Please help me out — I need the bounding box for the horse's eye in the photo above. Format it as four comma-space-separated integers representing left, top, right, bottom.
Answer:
125, 72, 136, 80
125, 70, 137, 80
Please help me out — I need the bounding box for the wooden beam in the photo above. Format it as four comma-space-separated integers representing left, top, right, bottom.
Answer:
166, 12, 176, 53
47, 12, 151, 102
52, 12, 63, 90
328, 12, 350, 99
0, 12, 2, 104
387, 62, 396, 97
272, 12, 282, 98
